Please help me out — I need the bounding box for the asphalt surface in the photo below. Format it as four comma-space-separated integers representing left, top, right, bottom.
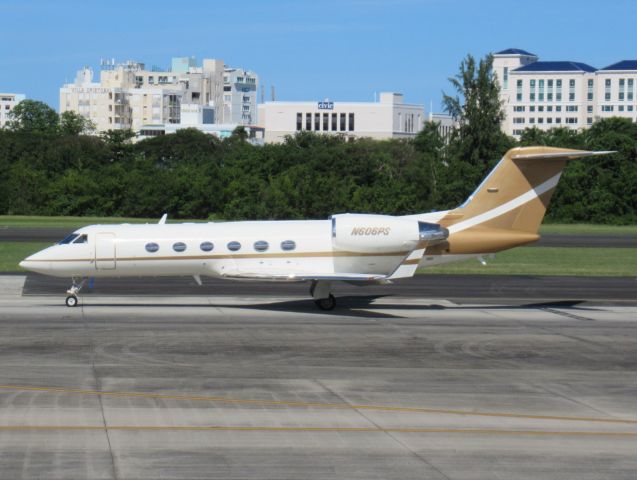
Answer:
23, 272, 637, 305
1, 275, 637, 479
2, 226, 637, 247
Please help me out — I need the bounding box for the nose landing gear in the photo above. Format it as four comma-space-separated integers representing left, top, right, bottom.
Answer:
310, 280, 336, 311
65, 278, 85, 307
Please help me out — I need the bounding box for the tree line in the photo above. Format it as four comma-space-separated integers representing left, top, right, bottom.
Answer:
1, 56, 636, 224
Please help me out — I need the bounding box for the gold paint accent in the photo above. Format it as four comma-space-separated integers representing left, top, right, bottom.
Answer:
27, 250, 409, 264
435, 147, 593, 254
1, 384, 635, 425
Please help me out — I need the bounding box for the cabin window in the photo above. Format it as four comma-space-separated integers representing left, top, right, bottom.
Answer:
58, 234, 79, 245
200, 241, 214, 252
73, 234, 88, 244
227, 241, 241, 252
254, 240, 269, 252
281, 240, 296, 251
173, 242, 187, 252
145, 242, 159, 253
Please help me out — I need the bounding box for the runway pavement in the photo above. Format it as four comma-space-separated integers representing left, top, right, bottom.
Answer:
22, 272, 637, 305
2, 275, 637, 479
2, 226, 637, 247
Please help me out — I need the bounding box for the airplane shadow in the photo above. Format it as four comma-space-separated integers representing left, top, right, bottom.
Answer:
67, 296, 595, 320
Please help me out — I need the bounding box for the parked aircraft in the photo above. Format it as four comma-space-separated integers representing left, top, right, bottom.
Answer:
20, 146, 611, 310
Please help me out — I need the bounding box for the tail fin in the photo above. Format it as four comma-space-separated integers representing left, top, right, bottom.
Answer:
438, 146, 612, 253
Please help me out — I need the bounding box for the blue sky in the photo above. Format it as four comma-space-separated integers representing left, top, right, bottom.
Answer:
1, 0, 636, 112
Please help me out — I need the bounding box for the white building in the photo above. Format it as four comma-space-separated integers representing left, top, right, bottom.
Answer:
494, 49, 637, 138
258, 92, 424, 143
60, 57, 258, 133
223, 68, 258, 125
137, 102, 264, 145
0, 93, 25, 128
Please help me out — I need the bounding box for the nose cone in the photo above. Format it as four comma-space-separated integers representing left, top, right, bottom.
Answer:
19, 251, 51, 274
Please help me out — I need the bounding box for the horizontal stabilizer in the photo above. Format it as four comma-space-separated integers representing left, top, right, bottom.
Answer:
511, 150, 615, 161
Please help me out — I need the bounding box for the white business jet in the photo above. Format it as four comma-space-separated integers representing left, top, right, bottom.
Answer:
20, 146, 610, 310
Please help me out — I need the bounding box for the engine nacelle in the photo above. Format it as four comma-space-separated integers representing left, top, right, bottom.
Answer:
331, 213, 421, 253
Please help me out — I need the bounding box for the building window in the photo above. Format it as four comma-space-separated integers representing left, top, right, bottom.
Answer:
538, 106, 544, 112
566, 105, 578, 112
619, 105, 625, 112
306, 113, 311, 130
547, 118, 553, 124
602, 105, 614, 112
314, 113, 320, 131
339, 113, 346, 131
227, 241, 241, 252
200, 242, 214, 252
587, 105, 593, 113
587, 117, 593, 125
566, 117, 578, 124
529, 118, 535, 124
331, 113, 337, 131
253, 240, 269, 252
629, 105, 634, 112
503, 67, 508, 89
530, 106, 535, 112
145, 242, 159, 253
555, 118, 561, 124
281, 240, 296, 251
323, 113, 329, 131
513, 117, 525, 124
556, 106, 562, 112
348, 113, 354, 131
547, 106, 553, 112
628, 79, 634, 101
538, 117, 544, 124
538, 79, 544, 101
173, 242, 187, 252
296, 113, 302, 131
587, 79, 594, 101
513, 106, 525, 112
516, 79, 522, 101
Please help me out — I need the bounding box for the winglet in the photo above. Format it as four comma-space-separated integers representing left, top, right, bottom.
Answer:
158, 213, 168, 225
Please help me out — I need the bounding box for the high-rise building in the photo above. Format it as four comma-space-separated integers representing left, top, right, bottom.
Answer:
493, 49, 637, 138
60, 58, 258, 133
0, 93, 26, 128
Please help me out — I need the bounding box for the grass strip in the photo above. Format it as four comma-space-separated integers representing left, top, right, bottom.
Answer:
419, 246, 637, 277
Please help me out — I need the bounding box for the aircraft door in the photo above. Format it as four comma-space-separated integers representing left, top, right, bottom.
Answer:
95, 233, 116, 270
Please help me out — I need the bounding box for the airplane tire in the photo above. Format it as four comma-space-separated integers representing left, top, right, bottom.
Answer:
65, 295, 78, 308
314, 294, 336, 311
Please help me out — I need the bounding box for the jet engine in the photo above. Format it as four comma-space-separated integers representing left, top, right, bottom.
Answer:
330, 213, 448, 253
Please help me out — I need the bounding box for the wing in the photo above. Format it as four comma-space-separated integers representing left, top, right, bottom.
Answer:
219, 270, 388, 283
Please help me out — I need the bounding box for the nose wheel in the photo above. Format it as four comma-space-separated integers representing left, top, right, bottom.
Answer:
65, 278, 85, 307
65, 295, 78, 307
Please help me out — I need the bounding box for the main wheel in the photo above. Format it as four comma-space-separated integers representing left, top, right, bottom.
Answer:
65, 295, 78, 307
314, 294, 336, 311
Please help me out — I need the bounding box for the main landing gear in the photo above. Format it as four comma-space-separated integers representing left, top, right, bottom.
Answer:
310, 280, 336, 311
65, 277, 85, 307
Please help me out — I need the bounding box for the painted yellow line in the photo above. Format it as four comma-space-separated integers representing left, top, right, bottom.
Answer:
1, 385, 636, 425
1, 425, 636, 436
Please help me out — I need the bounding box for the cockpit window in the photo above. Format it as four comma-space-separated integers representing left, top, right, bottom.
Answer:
73, 234, 88, 244
58, 233, 79, 245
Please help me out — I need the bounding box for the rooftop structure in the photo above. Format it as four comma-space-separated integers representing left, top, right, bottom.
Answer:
493, 48, 637, 138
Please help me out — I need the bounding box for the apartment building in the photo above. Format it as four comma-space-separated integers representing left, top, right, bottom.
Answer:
0, 93, 25, 128
258, 92, 424, 143
60, 57, 258, 133
494, 49, 637, 138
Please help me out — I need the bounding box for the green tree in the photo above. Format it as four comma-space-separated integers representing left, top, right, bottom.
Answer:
441, 53, 514, 207
59, 111, 95, 136
6, 100, 59, 134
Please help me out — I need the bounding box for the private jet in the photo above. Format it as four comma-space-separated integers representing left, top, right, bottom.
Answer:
20, 146, 611, 310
